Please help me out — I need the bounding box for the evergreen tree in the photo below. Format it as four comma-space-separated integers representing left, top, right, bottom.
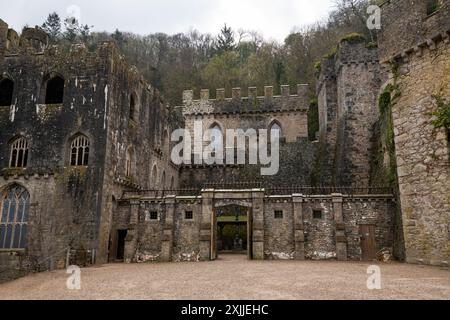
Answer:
41, 12, 61, 43
112, 29, 126, 49
63, 16, 79, 42
215, 24, 235, 54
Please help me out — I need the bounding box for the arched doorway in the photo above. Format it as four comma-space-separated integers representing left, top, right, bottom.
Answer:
214, 200, 253, 260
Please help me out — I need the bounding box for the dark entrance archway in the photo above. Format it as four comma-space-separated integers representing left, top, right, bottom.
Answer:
213, 198, 254, 260
216, 205, 248, 255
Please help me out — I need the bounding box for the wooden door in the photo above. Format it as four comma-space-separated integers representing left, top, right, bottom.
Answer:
360, 225, 376, 261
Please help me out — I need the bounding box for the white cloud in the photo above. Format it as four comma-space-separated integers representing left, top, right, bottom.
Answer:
1, 0, 335, 41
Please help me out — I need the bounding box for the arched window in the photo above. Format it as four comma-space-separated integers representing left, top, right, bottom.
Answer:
0, 184, 29, 249
270, 121, 282, 139
70, 135, 90, 166
151, 165, 158, 188
130, 95, 135, 120
427, 0, 440, 15
161, 171, 166, 190
45, 76, 64, 104
170, 176, 175, 190
10, 137, 29, 168
210, 124, 223, 153
0, 78, 14, 106
125, 148, 134, 177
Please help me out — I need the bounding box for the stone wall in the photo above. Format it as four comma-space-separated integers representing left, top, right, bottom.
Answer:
317, 40, 384, 187
0, 20, 179, 279
378, 1, 450, 266
119, 191, 395, 263
378, 0, 450, 63
178, 85, 317, 187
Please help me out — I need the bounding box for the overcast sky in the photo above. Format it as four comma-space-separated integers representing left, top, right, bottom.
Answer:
1, 0, 336, 41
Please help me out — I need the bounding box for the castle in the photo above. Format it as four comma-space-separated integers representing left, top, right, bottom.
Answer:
0, 0, 448, 281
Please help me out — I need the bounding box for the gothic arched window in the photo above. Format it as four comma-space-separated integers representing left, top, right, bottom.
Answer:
10, 137, 29, 168
130, 95, 136, 121
45, 76, 65, 104
70, 135, 90, 166
161, 171, 166, 190
426, 0, 440, 15
0, 185, 29, 249
269, 121, 282, 140
0, 78, 14, 106
210, 124, 223, 153
151, 165, 158, 188
125, 148, 134, 178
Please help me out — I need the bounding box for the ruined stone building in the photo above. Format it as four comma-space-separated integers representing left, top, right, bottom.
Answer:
0, 0, 448, 281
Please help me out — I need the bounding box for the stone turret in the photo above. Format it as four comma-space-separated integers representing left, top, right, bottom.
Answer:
0, 19, 9, 57
20, 26, 49, 53
317, 37, 384, 187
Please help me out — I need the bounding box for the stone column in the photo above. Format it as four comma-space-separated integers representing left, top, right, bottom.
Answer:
200, 189, 214, 261
161, 195, 175, 262
292, 194, 305, 260
252, 189, 265, 260
124, 199, 140, 263
332, 193, 347, 261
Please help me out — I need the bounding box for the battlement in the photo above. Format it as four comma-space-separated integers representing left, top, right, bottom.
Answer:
317, 39, 379, 92
0, 19, 50, 55
378, 0, 450, 62
182, 84, 309, 115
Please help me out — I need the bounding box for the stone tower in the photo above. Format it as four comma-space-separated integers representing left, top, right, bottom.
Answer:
378, 0, 450, 266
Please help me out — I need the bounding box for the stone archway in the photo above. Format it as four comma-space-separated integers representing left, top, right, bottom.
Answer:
200, 189, 265, 261
214, 201, 253, 260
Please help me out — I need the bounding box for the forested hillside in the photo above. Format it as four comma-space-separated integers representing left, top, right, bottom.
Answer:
38, 0, 375, 106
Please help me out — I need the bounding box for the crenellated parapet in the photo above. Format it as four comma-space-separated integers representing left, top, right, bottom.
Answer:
378, 0, 450, 63
181, 84, 309, 115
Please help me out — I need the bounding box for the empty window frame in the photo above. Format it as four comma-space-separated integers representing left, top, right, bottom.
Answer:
150, 211, 158, 220
0, 78, 14, 106
274, 210, 284, 219
10, 137, 28, 168
426, 0, 440, 15
45, 76, 65, 104
313, 210, 323, 220
70, 135, 90, 166
0, 185, 29, 249
185, 211, 194, 220
130, 95, 135, 120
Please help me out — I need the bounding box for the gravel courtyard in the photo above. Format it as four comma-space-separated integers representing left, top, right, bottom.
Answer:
0, 255, 448, 300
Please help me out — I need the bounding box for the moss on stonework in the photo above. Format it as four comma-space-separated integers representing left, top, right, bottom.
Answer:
37, 103, 63, 122
323, 47, 337, 60
314, 61, 321, 73
55, 166, 89, 186
430, 95, 450, 130
2, 168, 26, 177
340, 33, 366, 45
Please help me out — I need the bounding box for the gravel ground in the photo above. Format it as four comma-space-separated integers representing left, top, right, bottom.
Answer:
0, 255, 449, 300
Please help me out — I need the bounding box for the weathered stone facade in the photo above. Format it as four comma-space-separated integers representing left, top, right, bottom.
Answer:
117, 190, 395, 264
317, 40, 384, 187
0, 20, 178, 281
1, 0, 448, 283
377, 0, 450, 266
178, 85, 318, 187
